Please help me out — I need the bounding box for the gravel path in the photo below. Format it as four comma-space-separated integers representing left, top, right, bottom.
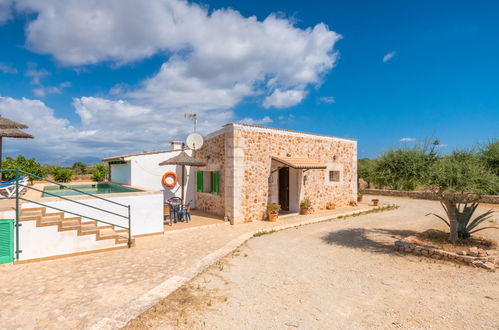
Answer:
126, 196, 499, 329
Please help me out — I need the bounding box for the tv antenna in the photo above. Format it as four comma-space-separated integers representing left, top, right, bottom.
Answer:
184, 113, 197, 132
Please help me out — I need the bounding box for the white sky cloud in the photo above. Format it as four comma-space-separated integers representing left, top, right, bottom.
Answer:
239, 116, 273, 125
0, 62, 17, 74
1, 0, 341, 162
0, 0, 14, 25
400, 137, 416, 142
319, 96, 335, 104
383, 51, 396, 63
263, 89, 306, 109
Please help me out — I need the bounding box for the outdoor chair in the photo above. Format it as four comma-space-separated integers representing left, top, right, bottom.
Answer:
177, 200, 192, 223
165, 197, 182, 226
0, 176, 29, 198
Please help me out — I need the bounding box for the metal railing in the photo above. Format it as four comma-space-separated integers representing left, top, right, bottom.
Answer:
0, 169, 132, 260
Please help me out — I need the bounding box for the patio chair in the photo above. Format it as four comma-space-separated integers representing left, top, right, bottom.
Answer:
177, 200, 192, 223
165, 197, 182, 226
0, 176, 28, 198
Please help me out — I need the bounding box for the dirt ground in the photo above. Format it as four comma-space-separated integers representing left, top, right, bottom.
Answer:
125, 196, 499, 330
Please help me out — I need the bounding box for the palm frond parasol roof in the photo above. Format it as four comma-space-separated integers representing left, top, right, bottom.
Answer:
158, 151, 206, 167
0, 116, 29, 129
0, 128, 34, 138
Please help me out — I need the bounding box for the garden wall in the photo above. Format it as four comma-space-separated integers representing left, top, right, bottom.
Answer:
361, 189, 499, 204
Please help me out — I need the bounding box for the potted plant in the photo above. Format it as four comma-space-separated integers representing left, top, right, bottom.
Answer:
326, 202, 336, 210
266, 203, 281, 222
357, 193, 363, 202
372, 198, 379, 206
300, 198, 313, 215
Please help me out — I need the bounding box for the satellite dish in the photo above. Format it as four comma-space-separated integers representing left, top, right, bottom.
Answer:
186, 133, 204, 150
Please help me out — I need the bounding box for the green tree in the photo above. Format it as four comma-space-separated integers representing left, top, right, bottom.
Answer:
358, 158, 376, 188
91, 163, 108, 182
425, 150, 499, 243
2, 155, 47, 181
51, 166, 73, 183
71, 161, 87, 175
480, 139, 499, 176
372, 146, 437, 190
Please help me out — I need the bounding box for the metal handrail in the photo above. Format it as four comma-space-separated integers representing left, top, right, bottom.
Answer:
22, 185, 128, 219
1, 168, 133, 260
0, 169, 128, 208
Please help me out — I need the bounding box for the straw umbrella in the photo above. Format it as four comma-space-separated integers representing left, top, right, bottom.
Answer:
0, 115, 34, 180
159, 151, 206, 204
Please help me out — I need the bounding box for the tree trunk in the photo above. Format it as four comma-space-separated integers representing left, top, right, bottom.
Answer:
444, 199, 459, 243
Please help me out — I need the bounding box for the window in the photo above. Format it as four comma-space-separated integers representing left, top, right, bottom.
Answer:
329, 170, 340, 182
197, 171, 219, 195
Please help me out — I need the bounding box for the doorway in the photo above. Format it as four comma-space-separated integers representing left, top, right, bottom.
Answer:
278, 167, 289, 211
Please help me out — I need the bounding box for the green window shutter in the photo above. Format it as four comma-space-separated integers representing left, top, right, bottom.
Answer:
197, 171, 203, 192
0, 219, 14, 264
212, 171, 219, 195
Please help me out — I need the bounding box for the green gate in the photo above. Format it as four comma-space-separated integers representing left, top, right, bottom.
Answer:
0, 219, 14, 264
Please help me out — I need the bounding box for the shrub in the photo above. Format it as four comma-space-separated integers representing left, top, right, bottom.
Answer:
2, 155, 47, 181
266, 203, 281, 214
52, 166, 73, 183
300, 198, 312, 210
480, 139, 499, 177
71, 161, 87, 175
425, 150, 499, 242
92, 164, 108, 182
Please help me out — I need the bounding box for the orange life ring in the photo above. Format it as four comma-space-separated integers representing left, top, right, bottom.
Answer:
162, 172, 178, 187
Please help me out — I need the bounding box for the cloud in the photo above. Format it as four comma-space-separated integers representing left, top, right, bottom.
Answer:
319, 96, 335, 104
24, 63, 49, 84
239, 116, 273, 125
383, 51, 396, 63
2, 1, 342, 162
17, 0, 340, 110
32, 81, 71, 97
0, 0, 14, 25
400, 137, 416, 142
0, 62, 17, 74
263, 89, 306, 109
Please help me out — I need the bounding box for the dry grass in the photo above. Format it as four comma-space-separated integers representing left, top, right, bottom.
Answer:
410, 229, 496, 253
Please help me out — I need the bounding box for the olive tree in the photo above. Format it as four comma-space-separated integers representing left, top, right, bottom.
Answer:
425, 151, 499, 243
358, 158, 376, 188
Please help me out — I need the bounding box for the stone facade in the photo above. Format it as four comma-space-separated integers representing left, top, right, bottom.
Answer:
196, 123, 357, 223
194, 132, 226, 216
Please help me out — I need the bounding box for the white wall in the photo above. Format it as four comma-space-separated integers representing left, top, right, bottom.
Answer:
115, 150, 196, 205
110, 163, 131, 185
18, 220, 126, 261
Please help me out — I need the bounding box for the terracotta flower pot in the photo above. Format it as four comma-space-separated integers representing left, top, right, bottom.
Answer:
372, 199, 379, 206
357, 195, 363, 202
300, 208, 312, 215
268, 213, 278, 222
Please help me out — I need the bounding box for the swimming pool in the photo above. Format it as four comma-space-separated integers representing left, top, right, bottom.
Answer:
42, 182, 141, 197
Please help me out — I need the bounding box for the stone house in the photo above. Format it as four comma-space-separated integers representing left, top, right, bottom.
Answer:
194, 123, 357, 224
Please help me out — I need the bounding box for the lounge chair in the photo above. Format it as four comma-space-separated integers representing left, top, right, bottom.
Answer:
0, 176, 29, 197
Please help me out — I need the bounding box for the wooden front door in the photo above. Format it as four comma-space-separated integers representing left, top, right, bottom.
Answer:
278, 167, 290, 211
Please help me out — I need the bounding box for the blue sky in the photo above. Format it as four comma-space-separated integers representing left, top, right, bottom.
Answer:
0, 0, 498, 164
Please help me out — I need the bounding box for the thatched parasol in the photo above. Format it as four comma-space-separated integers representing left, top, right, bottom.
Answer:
159, 151, 206, 204
0, 116, 29, 129
0, 115, 34, 180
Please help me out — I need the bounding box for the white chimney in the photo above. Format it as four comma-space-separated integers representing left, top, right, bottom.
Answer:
170, 141, 183, 151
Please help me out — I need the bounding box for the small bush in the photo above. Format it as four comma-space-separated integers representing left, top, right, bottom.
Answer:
52, 167, 73, 183
300, 197, 312, 209
2, 155, 47, 181
92, 163, 108, 182
266, 203, 281, 214
71, 161, 87, 175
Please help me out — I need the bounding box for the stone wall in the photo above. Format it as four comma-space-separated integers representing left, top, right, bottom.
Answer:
361, 189, 499, 204
233, 125, 357, 222
194, 132, 226, 216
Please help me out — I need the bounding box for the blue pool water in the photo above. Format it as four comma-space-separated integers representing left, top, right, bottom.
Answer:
42, 182, 140, 197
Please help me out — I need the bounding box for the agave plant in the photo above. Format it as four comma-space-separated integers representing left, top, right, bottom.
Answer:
427, 202, 496, 239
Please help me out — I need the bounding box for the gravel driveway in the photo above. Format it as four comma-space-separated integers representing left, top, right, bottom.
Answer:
126, 196, 499, 329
